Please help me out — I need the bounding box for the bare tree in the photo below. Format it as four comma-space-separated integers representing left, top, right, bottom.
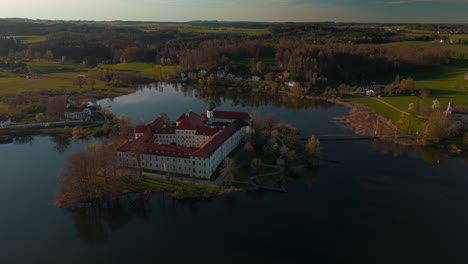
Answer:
221, 158, 237, 186
306, 136, 320, 166
425, 111, 460, 143
46, 96, 66, 121
55, 143, 126, 208
130, 139, 146, 178
73, 75, 86, 88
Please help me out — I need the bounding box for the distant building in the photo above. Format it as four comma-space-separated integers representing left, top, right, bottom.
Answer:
286, 81, 299, 88
0, 114, 11, 128
216, 70, 226, 79
64, 103, 97, 121
366, 90, 376, 97
118, 109, 250, 179
252, 76, 262, 81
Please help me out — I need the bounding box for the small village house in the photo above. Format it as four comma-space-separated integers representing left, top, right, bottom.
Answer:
0, 114, 11, 128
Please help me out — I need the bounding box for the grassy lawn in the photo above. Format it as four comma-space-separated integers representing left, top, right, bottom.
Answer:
179, 27, 270, 36
98, 62, 185, 77
18, 36, 47, 44
383, 42, 468, 59
0, 61, 125, 95
346, 95, 405, 121
25, 60, 86, 74
451, 34, 468, 41
399, 60, 468, 106
128, 177, 220, 199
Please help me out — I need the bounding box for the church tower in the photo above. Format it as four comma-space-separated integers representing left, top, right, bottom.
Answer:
207, 102, 216, 123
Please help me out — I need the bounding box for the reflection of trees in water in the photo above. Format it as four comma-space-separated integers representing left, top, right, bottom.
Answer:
178, 84, 336, 111
13, 135, 34, 145
50, 134, 71, 153
70, 200, 151, 243
371, 139, 466, 164
69, 194, 212, 242
305, 168, 319, 189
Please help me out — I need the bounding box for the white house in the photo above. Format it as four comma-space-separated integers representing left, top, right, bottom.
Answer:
366, 89, 376, 97
286, 81, 299, 88
64, 104, 96, 121
252, 76, 262, 81
0, 114, 11, 128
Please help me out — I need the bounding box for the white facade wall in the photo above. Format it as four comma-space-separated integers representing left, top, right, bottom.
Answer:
65, 108, 92, 120
175, 129, 197, 147
118, 152, 193, 176
0, 118, 11, 128
65, 111, 85, 120
195, 134, 210, 147
153, 130, 210, 148
154, 133, 177, 145
119, 126, 246, 180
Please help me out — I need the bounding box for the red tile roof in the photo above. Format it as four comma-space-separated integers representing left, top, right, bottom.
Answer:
135, 125, 148, 134
176, 111, 203, 130
192, 119, 248, 158
148, 116, 175, 134
196, 126, 222, 136
213, 111, 250, 121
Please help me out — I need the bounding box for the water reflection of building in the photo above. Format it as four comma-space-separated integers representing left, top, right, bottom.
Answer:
0, 127, 12, 144
117, 109, 250, 179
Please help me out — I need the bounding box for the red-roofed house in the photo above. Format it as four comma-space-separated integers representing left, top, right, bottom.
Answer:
134, 125, 148, 139
0, 114, 11, 128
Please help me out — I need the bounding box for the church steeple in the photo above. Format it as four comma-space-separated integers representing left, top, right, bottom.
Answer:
207, 102, 216, 122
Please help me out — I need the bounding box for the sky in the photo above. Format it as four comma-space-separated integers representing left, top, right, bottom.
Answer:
0, 0, 467, 23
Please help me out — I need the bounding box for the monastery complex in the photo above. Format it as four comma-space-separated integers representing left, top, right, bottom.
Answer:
117, 107, 250, 179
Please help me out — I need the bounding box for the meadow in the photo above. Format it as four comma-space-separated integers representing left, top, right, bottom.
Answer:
352, 42, 468, 121
178, 27, 270, 36
97, 62, 185, 79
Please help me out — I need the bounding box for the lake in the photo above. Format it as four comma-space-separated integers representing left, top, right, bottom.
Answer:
1, 83, 467, 264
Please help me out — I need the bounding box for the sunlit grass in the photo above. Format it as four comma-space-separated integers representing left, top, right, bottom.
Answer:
18, 36, 47, 44
179, 27, 270, 36
347, 96, 405, 122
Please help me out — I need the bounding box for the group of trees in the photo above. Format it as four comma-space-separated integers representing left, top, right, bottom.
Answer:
1, 19, 458, 90
55, 142, 129, 208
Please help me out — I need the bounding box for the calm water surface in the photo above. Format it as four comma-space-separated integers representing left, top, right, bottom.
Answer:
1, 83, 467, 264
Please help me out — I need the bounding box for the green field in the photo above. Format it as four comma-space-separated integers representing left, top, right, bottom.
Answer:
98, 62, 185, 77
383, 41, 468, 59
348, 56, 467, 127
179, 27, 270, 36
18, 36, 47, 44
451, 34, 468, 41
0, 60, 124, 95
347, 95, 406, 122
